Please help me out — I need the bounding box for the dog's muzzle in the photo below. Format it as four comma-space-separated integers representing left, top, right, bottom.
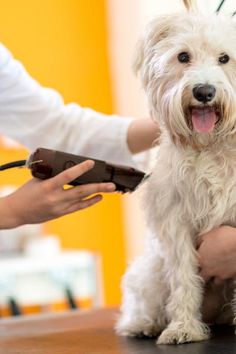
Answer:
193, 84, 216, 104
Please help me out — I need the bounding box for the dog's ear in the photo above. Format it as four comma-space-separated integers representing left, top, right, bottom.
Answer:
134, 2, 197, 74
133, 37, 146, 75
133, 14, 176, 75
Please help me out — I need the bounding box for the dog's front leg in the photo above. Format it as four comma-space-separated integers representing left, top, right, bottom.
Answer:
116, 251, 167, 338
157, 226, 210, 345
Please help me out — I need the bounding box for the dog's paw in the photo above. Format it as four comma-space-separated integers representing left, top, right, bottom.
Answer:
156, 322, 210, 345
116, 318, 162, 338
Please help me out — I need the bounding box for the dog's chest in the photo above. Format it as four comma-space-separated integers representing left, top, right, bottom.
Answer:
179, 151, 236, 230
149, 148, 236, 232
184, 153, 236, 226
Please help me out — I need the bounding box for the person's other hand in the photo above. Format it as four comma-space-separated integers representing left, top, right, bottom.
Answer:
1, 160, 116, 227
198, 226, 236, 284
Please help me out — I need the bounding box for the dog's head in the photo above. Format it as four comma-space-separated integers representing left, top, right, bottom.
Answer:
135, 12, 236, 147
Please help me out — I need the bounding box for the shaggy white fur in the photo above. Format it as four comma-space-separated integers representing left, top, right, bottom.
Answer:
116, 9, 236, 345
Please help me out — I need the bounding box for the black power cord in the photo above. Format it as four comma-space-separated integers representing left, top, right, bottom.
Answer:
0, 160, 26, 171
216, 0, 226, 13
65, 287, 78, 310
216, 0, 235, 16
8, 297, 22, 316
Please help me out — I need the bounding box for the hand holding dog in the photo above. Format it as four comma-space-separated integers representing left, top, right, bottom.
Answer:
198, 226, 236, 284
0, 160, 116, 229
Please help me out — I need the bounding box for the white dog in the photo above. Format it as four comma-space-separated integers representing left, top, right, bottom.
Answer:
116, 5, 236, 346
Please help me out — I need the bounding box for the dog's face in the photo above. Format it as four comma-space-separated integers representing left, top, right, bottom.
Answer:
135, 13, 236, 146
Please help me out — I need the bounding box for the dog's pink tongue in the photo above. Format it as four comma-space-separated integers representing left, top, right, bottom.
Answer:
191, 108, 216, 133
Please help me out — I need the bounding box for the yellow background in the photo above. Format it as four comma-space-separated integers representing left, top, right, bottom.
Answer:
0, 0, 126, 306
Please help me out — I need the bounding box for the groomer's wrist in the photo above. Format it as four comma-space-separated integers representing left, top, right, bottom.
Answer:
127, 118, 160, 154
0, 196, 23, 229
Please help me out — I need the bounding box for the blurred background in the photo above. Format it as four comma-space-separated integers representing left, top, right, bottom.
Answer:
0, 0, 234, 317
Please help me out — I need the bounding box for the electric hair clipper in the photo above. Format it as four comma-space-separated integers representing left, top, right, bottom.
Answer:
27, 148, 146, 193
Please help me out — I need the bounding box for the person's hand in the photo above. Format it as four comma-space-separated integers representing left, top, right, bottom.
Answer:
198, 226, 236, 284
0, 160, 116, 228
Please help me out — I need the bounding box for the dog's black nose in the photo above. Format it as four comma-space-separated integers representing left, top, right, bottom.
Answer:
193, 84, 216, 103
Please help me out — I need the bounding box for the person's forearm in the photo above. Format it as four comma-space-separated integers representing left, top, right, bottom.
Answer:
0, 197, 22, 229
127, 118, 160, 154
0, 45, 135, 166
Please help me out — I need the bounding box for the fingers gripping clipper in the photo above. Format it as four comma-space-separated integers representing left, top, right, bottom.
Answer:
3, 148, 146, 193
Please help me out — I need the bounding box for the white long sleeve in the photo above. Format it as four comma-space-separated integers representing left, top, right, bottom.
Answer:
0, 43, 140, 167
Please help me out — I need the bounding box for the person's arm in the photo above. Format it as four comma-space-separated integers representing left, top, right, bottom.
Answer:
127, 118, 160, 154
0, 44, 160, 167
0, 161, 115, 229
198, 226, 236, 283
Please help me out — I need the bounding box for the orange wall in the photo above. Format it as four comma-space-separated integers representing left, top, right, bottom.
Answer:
0, 0, 126, 305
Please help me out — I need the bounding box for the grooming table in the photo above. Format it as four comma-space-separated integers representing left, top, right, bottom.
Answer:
0, 308, 235, 354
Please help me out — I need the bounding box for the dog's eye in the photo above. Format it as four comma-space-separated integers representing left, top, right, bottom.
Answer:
177, 52, 190, 63
218, 54, 230, 64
